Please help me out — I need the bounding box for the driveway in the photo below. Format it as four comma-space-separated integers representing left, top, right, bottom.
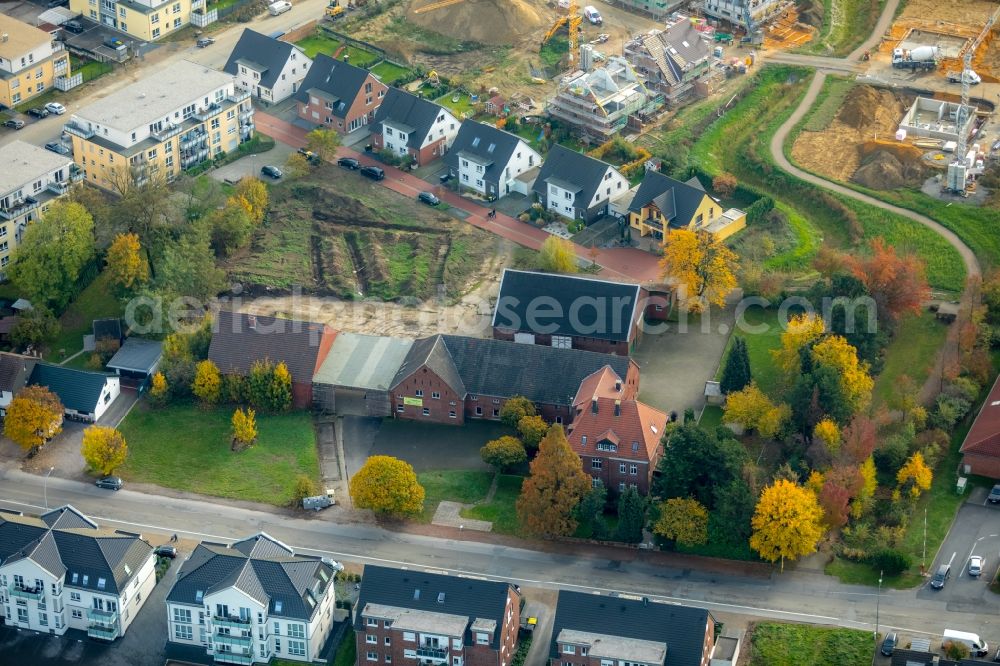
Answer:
631, 301, 736, 415
209, 141, 295, 184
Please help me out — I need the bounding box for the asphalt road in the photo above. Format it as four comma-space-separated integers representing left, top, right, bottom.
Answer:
2, 467, 999, 647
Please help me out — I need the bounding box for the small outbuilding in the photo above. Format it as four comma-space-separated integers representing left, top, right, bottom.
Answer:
106, 338, 163, 380
312, 332, 413, 416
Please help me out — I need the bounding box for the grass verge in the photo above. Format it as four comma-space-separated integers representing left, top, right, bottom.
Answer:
796, 0, 885, 57
872, 312, 948, 407
118, 403, 319, 506
461, 474, 523, 534
749, 622, 873, 666
715, 305, 785, 397
333, 636, 356, 666
416, 470, 493, 523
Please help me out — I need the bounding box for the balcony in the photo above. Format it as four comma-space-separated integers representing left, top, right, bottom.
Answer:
416, 647, 448, 661
238, 109, 253, 122
226, 89, 250, 104
87, 607, 119, 627
213, 632, 252, 648
53, 58, 68, 75
152, 124, 183, 142
193, 103, 222, 122
70, 164, 85, 182
191, 0, 204, 7
63, 122, 94, 140
213, 651, 254, 665
8, 584, 43, 601
88, 624, 118, 640
212, 615, 252, 629
47, 180, 71, 196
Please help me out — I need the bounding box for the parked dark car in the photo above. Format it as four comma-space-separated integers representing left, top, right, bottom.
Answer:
44, 141, 70, 155
417, 191, 440, 206
4, 119, 25, 130
260, 165, 283, 179
360, 165, 384, 181
880, 632, 897, 657
95, 476, 124, 490
154, 545, 177, 559
27, 107, 49, 118
63, 19, 85, 33
196, 36, 215, 48
988, 483, 1000, 504
337, 157, 360, 170
930, 563, 951, 589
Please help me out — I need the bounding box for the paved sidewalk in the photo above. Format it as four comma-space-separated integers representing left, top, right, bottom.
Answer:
254, 112, 661, 283
432, 501, 492, 532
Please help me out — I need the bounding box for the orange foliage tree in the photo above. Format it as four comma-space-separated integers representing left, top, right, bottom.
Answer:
516, 425, 591, 537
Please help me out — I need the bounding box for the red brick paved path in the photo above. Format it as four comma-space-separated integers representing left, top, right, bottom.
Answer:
256, 112, 662, 283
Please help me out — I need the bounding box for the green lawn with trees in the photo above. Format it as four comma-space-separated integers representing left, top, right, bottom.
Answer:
750, 622, 873, 666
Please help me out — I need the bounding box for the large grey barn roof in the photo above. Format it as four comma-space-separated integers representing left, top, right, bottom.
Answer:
313, 333, 413, 390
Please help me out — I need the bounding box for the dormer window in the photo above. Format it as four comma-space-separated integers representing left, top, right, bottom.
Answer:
82, 575, 89, 585
581, 436, 587, 446
97, 578, 106, 590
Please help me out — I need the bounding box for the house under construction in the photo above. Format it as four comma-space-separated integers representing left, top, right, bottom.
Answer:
699, 0, 783, 32
625, 19, 715, 107
545, 55, 664, 142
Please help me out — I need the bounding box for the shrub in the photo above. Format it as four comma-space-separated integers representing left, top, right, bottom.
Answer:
291, 474, 321, 507
867, 548, 911, 576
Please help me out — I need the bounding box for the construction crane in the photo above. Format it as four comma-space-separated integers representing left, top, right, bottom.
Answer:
948, 7, 997, 194
739, 0, 762, 46
542, 0, 582, 65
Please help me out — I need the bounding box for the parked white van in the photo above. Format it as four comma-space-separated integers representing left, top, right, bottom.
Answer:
583, 5, 602, 24
269, 0, 292, 15
943, 629, 989, 657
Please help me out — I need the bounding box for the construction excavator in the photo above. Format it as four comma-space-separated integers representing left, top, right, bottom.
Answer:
542, 0, 581, 65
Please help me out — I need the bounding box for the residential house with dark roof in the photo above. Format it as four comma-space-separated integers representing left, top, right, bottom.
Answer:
165, 532, 341, 664
531, 145, 630, 224
566, 367, 668, 494
208, 310, 337, 408
371, 88, 461, 166
960, 374, 1000, 478
355, 565, 521, 666
492, 269, 666, 355
0, 505, 156, 641
28, 363, 121, 422
625, 21, 714, 107
549, 591, 717, 666
224, 29, 313, 104
390, 334, 639, 426
627, 170, 745, 242
0, 351, 36, 415
444, 121, 541, 199
295, 54, 387, 134
105, 338, 163, 381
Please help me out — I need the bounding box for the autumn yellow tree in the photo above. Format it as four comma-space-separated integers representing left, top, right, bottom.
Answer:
149, 372, 168, 407
653, 497, 709, 547
106, 233, 149, 293
192, 360, 222, 405
349, 455, 425, 517
306, 127, 342, 162
231, 177, 269, 226
813, 418, 841, 455
231, 407, 258, 450
4, 386, 64, 453
851, 456, 878, 518
538, 236, 578, 274
723, 382, 789, 439
480, 436, 527, 472
772, 313, 825, 378
811, 335, 874, 414
750, 479, 826, 571
659, 228, 738, 313
81, 426, 128, 475
268, 361, 293, 412
517, 425, 591, 537
896, 451, 933, 498
285, 152, 312, 179
517, 415, 548, 450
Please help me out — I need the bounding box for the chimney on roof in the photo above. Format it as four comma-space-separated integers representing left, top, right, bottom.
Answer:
614, 400, 621, 417
615, 379, 622, 392
591, 398, 598, 414
1, 33, 8, 42
248, 315, 257, 330
642, 597, 648, 606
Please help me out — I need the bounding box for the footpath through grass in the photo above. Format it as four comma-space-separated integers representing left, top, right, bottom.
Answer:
119, 403, 320, 506
416, 470, 523, 535
795, 0, 885, 57
750, 622, 873, 666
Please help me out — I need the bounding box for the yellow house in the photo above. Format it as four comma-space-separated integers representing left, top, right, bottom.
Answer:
0, 16, 71, 109
0, 141, 83, 276
626, 170, 746, 242
64, 60, 254, 190
69, 0, 197, 41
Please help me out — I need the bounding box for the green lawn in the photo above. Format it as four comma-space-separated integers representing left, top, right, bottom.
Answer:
435, 92, 476, 118
796, 0, 884, 57
370, 61, 412, 85
332, 636, 356, 666
750, 622, 873, 666
71, 57, 114, 83
416, 470, 493, 523
699, 405, 724, 430
461, 474, 523, 535
48, 272, 122, 362
118, 403, 320, 505
294, 33, 379, 65
873, 312, 948, 407
718, 305, 784, 398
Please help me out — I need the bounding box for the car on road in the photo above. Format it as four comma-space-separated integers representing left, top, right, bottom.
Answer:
931, 563, 951, 589
44, 141, 70, 155
45, 102, 66, 115
63, 19, 85, 33
988, 484, 1000, 503
260, 165, 283, 179
360, 165, 384, 181
880, 631, 897, 657
196, 36, 215, 48
4, 119, 25, 130
27, 107, 49, 118
154, 545, 177, 558
95, 476, 124, 490
337, 156, 360, 170
418, 191, 440, 206
969, 555, 984, 577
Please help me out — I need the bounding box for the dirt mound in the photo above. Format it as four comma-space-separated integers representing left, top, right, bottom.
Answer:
406, 0, 547, 45
797, 0, 824, 29
837, 86, 907, 130
852, 150, 925, 190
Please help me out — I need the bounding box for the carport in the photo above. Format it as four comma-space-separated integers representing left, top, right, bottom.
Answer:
106, 337, 162, 388
312, 332, 412, 416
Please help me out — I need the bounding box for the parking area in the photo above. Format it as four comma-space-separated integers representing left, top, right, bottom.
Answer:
210, 141, 296, 184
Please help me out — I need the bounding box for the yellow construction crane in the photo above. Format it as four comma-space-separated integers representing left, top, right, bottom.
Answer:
542, 0, 581, 64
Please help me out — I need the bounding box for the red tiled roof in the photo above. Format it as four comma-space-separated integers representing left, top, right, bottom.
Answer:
566, 397, 666, 464
572, 366, 626, 406
961, 374, 1000, 459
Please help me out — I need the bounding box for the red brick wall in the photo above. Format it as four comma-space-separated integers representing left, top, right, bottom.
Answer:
962, 453, 1000, 479
414, 136, 447, 166
392, 366, 464, 424
298, 73, 387, 134
583, 456, 652, 494
292, 381, 313, 409
491, 327, 628, 355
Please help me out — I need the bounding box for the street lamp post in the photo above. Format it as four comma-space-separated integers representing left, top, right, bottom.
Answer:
44, 466, 54, 510
872, 569, 883, 665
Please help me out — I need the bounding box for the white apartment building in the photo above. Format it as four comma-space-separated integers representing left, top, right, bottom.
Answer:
64, 59, 254, 190
0, 505, 156, 641
166, 533, 341, 665
0, 141, 82, 275
223, 29, 312, 104
445, 121, 541, 199
0, 15, 72, 109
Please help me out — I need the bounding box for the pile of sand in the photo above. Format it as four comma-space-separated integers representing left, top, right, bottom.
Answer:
837, 85, 907, 131
406, 0, 548, 46
852, 150, 924, 190
797, 0, 824, 29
